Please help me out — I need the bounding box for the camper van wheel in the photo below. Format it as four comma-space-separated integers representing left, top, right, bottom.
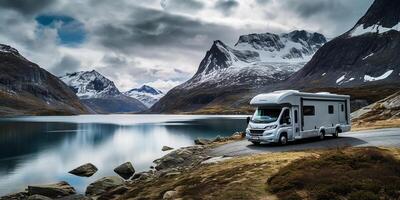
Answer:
333, 129, 339, 138
278, 134, 288, 145
252, 141, 261, 145
319, 130, 325, 140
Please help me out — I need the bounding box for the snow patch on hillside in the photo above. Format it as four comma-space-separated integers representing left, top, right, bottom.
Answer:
364, 70, 393, 82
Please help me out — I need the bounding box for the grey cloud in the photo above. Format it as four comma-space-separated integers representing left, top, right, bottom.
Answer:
0, 0, 54, 16
53, 55, 81, 75
161, 0, 205, 13
255, 0, 271, 5
92, 6, 241, 59
215, 0, 239, 16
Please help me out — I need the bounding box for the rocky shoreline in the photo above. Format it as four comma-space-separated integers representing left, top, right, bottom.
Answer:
0, 132, 244, 200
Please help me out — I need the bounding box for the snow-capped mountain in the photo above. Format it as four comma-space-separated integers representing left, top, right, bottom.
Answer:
60, 70, 120, 99
60, 70, 147, 113
287, 0, 400, 89
0, 44, 88, 115
180, 30, 326, 90
151, 30, 326, 113
124, 85, 164, 108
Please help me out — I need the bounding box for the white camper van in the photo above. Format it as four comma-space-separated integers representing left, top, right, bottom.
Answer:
245, 90, 351, 145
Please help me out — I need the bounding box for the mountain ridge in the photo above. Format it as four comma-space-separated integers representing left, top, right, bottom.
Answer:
0, 44, 89, 116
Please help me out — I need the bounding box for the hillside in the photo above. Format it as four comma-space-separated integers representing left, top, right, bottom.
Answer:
0, 44, 88, 116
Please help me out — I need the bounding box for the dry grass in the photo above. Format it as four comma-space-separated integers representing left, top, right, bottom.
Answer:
119, 151, 313, 200
268, 147, 400, 200
352, 118, 400, 131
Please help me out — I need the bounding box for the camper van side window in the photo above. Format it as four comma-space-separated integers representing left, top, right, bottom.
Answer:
328, 105, 334, 114
294, 110, 298, 123
341, 104, 344, 112
303, 106, 315, 116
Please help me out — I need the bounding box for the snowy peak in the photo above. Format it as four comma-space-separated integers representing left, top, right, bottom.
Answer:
357, 0, 400, 29
124, 85, 164, 108
128, 85, 163, 95
347, 0, 400, 37
60, 70, 120, 99
235, 30, 326, 59
194, 30, 326, 78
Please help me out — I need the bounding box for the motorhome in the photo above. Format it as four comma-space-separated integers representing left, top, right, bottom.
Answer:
246, 90, 351, 145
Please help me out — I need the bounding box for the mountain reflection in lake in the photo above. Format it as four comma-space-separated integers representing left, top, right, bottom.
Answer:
0, 114, 246, 195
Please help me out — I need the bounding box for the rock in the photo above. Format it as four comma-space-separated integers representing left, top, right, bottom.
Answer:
113, 162, 135, 179
163, 190, 178, 200
194, 138, 211, 145
0, 191, 28, 200
69, 163, 98, 177
28, 181, 76, 199
85, 176, 124, 197
57, 194, 92, 200
162, 146, 174, 151
27, 195, 52, 200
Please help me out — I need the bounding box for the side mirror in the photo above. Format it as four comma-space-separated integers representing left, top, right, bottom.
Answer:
246, 116, 251, 124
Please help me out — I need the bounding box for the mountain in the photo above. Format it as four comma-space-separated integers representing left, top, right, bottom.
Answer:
274, 0, 400, 110
284, 0, 400, 107
151, 30, 326, 113
123, 85, 164, 108
60, 71, 147, 113
0, 44, 88, 115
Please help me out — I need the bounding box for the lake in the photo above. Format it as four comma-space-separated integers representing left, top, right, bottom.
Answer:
0, 114, 247, 195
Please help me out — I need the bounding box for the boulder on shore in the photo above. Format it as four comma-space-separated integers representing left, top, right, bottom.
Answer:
68, 163, 98, 177
162, 146, 174, 151
27, 194, 52, 200
27, 181, 76, 199
85, 176, 125, 197
194, 138, 211, 145
113, 162, 135, 179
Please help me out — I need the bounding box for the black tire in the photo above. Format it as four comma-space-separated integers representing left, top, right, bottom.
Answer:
252, 141, 261, 145
320, 131, 325, 140
332, 129, 339, 138
278, 134, 288, 145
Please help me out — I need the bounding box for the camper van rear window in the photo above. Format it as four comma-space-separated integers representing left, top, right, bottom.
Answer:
303, 106, 315, 116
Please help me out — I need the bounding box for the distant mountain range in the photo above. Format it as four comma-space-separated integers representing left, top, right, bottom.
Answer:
60, 70, 148, 113
0, 44, 88, 115
151, 30, 327, 113
124, 85, 164, 108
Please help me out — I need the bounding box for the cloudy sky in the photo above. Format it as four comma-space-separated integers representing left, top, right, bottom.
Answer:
0, 0, 373, 92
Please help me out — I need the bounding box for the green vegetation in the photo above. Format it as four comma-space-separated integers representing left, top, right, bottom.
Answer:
267, 148, 400, 200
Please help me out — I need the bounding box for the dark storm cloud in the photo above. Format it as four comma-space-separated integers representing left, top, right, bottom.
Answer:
53, 55, 81, 75
0, 0, 54, 16
92, 6, 240, 58
161, 0, 205, 13
285, 0, 346, 19
214, 0, 239, 16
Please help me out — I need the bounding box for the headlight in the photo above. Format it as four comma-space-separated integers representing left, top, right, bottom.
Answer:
264, 125, 277, 130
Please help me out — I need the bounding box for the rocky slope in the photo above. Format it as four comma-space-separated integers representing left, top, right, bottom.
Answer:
0, 44, 88, 116
124, 85, 164, 108
286, 0, 400, 91
151, 30, 326, 113
352, 91, 400, 122
60, 71, 147, 113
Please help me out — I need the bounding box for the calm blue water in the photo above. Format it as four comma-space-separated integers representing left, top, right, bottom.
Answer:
0, 114, 246, 195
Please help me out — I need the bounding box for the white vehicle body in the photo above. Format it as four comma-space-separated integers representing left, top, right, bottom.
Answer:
246, 90, 351, 144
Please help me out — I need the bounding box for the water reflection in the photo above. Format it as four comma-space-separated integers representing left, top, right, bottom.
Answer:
0, 115, 246, 195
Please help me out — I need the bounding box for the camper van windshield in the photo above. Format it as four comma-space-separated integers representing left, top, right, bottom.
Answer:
252, 108, 282, 123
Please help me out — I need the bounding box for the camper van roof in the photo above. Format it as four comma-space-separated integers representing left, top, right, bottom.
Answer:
250, 90, 349, 106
